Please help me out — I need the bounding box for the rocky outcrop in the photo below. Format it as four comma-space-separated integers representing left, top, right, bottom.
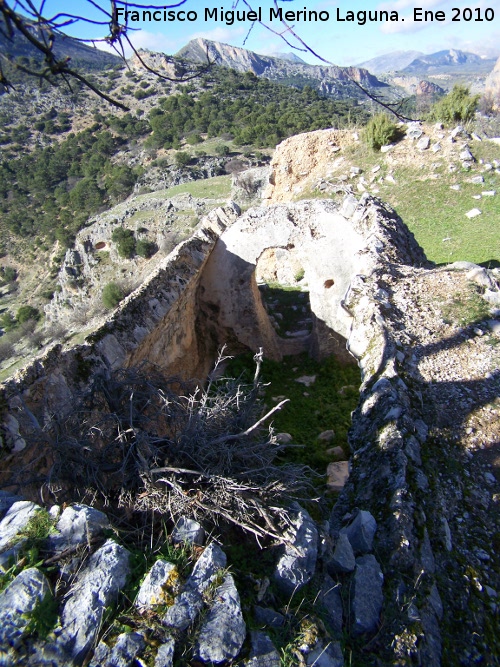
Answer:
176, 38, 386, 100
199, 193, 425, 362
485, 55, 500, 108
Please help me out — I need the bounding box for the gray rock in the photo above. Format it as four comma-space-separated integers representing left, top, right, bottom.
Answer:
89, 642, 111, 666
406, 124, 423, 140
340, 510, 377, 555
466, 267, 495, 289
306, 641, 344, 666
414, 419, 428, 443
195, 573, 246, 663
58, 539, 131, 664
318, 575, 343, 634
155, 636, 175, 667
484, 289, 500, 306
431, 143, 441, 153
254, 605, 285, 628
48, 504, 110, 554
0, 491, 22, 521
404, 435, 422, 465
109, 632, 145, 667
164, 543, 227, 630
460, 148, 474, 161
329, 533, 355, 573
274, 503, 318, 595
471, 175, 485, 184
318, 430, 335, 442
450, 125, 468, 140
163, 589, 201, 631
417, 137, 430, 151
0, 568, 50, 649
0, 501, 41, 569
135, 559, 179, 610
352, 555, 384, 635
245, 631, 280, 666
172, 517, 205, 546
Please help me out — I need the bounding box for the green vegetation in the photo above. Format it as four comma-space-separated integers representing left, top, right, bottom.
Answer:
0, 508, 57, 594
228, 350, 360, 473
157, 175, 231, 200
326, 140, 500, 265
440, 282, 492, 327
174, 151, 191, 167
0, 266, 17, 284
111, 227, 136, 258
102, 281, 123, 309
363, 113, 402, 150
136, 239, 156, 259
428, 85, 480, 126
147, 71, 369, 151
387, 165, 500, 265
0, 311, 17, 332
16, 305, 40, 324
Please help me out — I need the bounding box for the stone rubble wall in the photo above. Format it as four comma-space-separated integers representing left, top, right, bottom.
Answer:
0, 204, 238, 442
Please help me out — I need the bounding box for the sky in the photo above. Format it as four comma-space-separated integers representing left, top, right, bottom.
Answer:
31, 0, 500, 65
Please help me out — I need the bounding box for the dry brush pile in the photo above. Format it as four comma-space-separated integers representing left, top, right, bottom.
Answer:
13, 350, 313, 545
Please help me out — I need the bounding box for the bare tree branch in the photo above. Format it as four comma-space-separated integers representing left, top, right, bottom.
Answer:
0, 0, 212, 110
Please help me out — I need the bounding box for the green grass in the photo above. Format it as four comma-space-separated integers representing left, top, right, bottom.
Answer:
157, 175, 232, 201
300, 138, 500, 265
227, 352, 360, 473
387, 166, 500, 265
439, 282, 492, 326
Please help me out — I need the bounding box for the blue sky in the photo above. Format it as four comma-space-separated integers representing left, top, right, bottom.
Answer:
38, 0, 500, 64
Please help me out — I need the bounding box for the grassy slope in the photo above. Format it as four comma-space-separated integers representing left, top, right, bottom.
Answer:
355, 139, 500, 265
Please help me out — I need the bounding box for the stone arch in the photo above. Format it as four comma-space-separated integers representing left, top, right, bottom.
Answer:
197, 199, 369, 364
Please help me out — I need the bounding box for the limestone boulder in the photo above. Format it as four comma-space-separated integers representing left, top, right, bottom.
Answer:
274, 503, 318, 595
194, 573, 246, 663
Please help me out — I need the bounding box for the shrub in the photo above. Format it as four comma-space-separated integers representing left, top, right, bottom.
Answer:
0, 266, 17, 284
174, 151, 191, 167
111, 227, 136, 259
428, 85, 480, 125
0, 312, 16, 332
0, 336, 14, 362
16, 305, 40, 324
186, 134, 202, 145
136, 239, 157, 259
102, 282, 123, 309
363, 113, 401, 150
215, 143, 230, 156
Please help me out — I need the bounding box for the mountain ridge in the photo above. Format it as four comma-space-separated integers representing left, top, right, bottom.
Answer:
175, 37, 387, 99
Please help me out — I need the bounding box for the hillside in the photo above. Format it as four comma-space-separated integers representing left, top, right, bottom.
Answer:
356, 49, 424, 74
403, 49, 496, 75
0, 14, 120, 73
176, 37, 389, 100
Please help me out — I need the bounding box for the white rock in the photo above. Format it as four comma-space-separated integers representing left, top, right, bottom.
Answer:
172, 517, 205, 546
466, 208, 482, 218
135, 560, 179, 610
0, 568, 50, 649
195, 573, 246, 664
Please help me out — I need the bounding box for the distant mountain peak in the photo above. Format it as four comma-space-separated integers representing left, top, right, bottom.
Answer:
269, 51, 307, 64
175, 38, 385, 100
